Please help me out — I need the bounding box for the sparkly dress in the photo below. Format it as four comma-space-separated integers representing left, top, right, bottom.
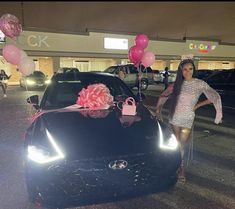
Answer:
156, 78, 222, 129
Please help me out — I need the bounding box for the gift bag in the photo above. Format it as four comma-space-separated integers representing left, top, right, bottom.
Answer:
122, 97, 136, 116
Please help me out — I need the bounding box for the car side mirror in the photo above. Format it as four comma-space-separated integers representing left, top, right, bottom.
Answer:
136, 92, 146, 102
27, 95, 40, 110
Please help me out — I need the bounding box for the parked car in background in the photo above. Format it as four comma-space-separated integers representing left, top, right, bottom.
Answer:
58, 67, 80, 73
152, 70, 162, 84
104, 64, 155, 90
195, 69, 217, 80
168, 71, 177, 83
24, 71, 181, 209
158, 70, 177, 83
20, 71, 51, 90
204, 69, 235, 107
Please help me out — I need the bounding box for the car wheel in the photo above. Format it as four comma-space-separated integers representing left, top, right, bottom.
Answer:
140, 79, 148, 91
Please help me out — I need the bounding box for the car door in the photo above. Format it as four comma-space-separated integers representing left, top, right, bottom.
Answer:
128, 65, 138, 87
116, 66, 130, 85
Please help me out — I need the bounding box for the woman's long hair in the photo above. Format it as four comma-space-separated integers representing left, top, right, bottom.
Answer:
169, 59, 197, 120
0, 70, 7, 75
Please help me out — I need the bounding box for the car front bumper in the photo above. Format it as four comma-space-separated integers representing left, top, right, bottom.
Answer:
25, 152, 180, 208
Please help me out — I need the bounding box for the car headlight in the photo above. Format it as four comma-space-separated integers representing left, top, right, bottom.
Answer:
27, 130, 65, 164
45, 79, 51, 84
157, 122, 178, 150
26, 79, 36, 85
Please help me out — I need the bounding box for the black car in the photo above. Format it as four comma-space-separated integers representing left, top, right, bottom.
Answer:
204, 69, 235, 107
195, 69, 216, 80
24, 71, 181, 209
20, 71, 51, 90
104, 64, 155, 90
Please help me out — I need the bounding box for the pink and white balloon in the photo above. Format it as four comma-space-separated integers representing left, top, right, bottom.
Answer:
18, 57, 35, 76
0, 14, 22, 39
20, 49, 28, 60
141, 51, 156, 67
135, 34, 149, 49
2, 44, 21, 65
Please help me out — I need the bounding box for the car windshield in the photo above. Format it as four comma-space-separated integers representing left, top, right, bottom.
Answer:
40, 73, 136, 110
104, 66, 116, 74
29, 71, 45, 78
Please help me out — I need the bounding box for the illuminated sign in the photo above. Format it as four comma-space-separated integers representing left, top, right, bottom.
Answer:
189, 43, 216, 53
104, 38, 128, 50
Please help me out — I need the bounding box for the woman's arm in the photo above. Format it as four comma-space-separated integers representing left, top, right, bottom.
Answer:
156, 83, 174, 113
201, 81, 223, 124
194, 99, 212, 111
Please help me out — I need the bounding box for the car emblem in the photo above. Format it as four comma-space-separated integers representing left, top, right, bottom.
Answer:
108, 160, 128, 170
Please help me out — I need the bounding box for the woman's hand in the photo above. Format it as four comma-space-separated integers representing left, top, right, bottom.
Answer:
193, 104, 199, 112
155, 109, 163, 121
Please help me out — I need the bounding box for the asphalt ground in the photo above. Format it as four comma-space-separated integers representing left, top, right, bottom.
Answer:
0, 85, 234, 209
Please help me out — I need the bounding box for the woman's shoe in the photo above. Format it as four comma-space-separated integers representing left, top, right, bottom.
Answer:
178, 162, 186, 182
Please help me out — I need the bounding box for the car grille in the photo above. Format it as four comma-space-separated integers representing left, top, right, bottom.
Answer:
46, 152, 177, 198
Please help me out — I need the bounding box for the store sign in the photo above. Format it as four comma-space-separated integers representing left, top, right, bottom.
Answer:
17, 35, 50, 48
104, 38, 128, 50
189, 43, 216, 53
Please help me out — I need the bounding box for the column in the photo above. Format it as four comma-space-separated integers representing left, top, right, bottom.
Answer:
115, 59, 122, 65
194, 60, 199, 70
52, 57, 60, 73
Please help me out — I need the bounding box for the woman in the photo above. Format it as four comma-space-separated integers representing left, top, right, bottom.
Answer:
156, 59, 222, 182
0, 70, 11, 97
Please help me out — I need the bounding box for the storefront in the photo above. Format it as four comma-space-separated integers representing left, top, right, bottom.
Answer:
0, 30, 235, 84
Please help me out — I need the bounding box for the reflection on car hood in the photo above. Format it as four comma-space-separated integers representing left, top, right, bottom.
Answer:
27, 105, 162, 160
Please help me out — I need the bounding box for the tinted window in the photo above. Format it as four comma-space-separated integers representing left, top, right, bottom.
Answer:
228, 72, 235, 83
129, 65, 137, 74
142, 67, 153, 73
207, 71, 231, 83
104, 66, 116, 74
32, 71, 45, 77
41, 74, 135, 110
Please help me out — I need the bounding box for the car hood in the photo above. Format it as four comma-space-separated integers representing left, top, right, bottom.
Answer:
27, 105, 168, 160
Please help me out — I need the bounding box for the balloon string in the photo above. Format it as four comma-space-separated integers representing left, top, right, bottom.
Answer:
138, 63, 142, 101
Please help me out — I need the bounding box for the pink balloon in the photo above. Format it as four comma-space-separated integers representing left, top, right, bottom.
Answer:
18, 57, 35, 76
135, 34, 149, 49
2, 44, 21, 65
128, 45, 144, 64
20, 49, 28, 60
141, 51, 155, 67
0, 14, 22, 39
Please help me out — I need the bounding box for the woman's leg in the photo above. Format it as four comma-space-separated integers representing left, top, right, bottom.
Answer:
178, 127, 192, 181
172, 125, 191, 182
1, 83, 5, 95
2, 83, 6, 95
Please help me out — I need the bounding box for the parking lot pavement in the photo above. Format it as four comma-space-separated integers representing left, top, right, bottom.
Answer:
0, 86, 234, 209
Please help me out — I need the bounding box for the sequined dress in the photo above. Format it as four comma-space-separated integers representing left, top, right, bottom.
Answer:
156, 78, 222, 129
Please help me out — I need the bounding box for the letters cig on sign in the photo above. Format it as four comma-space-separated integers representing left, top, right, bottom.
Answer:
189, 43, 216, 53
